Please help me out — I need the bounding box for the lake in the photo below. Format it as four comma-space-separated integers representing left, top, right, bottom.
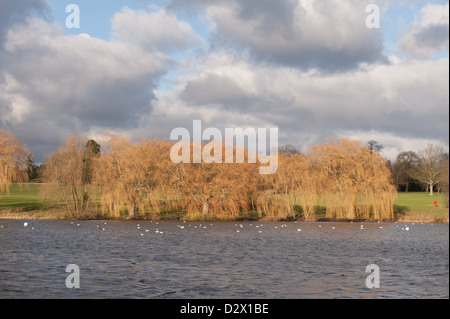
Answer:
0, 220, 448, 299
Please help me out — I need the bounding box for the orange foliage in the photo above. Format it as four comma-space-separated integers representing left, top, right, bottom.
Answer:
0, 130, 29, 193
41, 135, 396, 221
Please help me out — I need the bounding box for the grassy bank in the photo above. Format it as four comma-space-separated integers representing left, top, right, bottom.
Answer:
394, 192, 449, 223
0, 183, 63, 219
1, 184, 449, 222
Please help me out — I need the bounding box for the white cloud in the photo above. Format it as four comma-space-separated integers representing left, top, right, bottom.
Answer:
340, 130, 449, 161
0, 74, 32, 124
0, 16, 170, 160
141, 50, 449, 156
111, 7, 204, 53
204, 0, 387, 70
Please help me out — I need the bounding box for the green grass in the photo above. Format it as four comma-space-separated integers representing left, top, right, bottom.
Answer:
0, 183, 64, 219
394, 192, 449, 221
0, 183, 44, 212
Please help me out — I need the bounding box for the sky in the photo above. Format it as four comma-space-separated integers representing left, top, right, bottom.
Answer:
0, 0, 448, 162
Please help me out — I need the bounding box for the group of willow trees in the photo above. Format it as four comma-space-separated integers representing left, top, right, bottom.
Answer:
37, 135, 397, 221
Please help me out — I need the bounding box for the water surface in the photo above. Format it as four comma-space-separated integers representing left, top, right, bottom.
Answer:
0, 220, 448, 298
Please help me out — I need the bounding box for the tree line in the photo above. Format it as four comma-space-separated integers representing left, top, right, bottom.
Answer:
1, 130, 448, 220
388, 144, 449, 196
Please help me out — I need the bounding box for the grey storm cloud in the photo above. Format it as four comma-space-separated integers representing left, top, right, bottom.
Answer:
0, 20, 169, 125
415, 24, 449, 48
402, 23, 449, 58
400, 2, 449, 59
171, 0, 388, 71
0, 8, 170, 161
0, 0, 49, 44
181, 73, 252, 106
169, 50, 448, 158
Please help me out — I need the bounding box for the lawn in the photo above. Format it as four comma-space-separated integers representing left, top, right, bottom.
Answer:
394, 192, 449, 221
0, 183, 43, 211
0, 183, 61, 219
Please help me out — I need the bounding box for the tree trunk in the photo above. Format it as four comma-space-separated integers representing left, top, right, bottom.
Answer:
429, 183, 434, 196
202, 201, 209, 216
129, 202, 136, 218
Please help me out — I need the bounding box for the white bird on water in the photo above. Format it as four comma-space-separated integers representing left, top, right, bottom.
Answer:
24, 222, 28, 227
402, 226, 410, 231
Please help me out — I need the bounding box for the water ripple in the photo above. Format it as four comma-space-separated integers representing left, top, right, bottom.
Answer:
0, 220, 448, 298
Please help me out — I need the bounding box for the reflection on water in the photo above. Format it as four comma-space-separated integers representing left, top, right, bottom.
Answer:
0, 220, 448, 299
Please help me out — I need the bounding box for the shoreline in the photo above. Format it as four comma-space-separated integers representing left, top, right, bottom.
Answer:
1, 211, 448, 224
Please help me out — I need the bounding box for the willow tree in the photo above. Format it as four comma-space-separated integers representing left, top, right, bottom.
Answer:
310, 138, 396, 220
257, 153, 317, 220
170, 142, 260, 220
94, 137, 174, 219
0, 130, 29, 193
40, 136, 99, 219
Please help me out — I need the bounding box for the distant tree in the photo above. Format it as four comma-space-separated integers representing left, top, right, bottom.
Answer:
278, 144, 301, 156
367, 140, 383, 154
392, 151, 419, 192
25, 154, 39, 181
410, 144, 446, 196
0, 130, 29, 193
82, 140, 101, 185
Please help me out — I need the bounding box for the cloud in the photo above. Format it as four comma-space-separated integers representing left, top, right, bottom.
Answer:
181, 73, 253, 106
340, 130, 449, 161
1, 17, 168, 126
0, 0, 50, 44
144, 50, 449, 158
0, 11, 179, 161
178, 0, 388, 71
111, 7, 204, 53
400, 3, 449, 58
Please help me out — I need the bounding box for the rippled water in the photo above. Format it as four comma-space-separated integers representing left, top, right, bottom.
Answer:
0, 220, 448, 299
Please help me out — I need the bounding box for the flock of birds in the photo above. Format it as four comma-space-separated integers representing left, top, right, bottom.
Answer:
0, 220, 422, 233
